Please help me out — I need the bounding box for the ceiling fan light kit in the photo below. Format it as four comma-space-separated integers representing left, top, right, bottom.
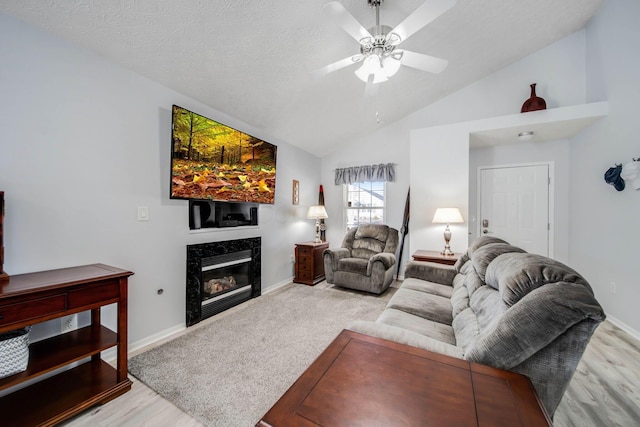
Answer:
323, 0, 456, 84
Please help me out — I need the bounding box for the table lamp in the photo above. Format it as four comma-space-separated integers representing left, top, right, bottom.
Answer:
307, 205, 328, 243
432, 208, 464, 256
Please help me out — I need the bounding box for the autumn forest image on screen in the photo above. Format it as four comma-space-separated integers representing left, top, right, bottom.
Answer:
171, 105, 277, 204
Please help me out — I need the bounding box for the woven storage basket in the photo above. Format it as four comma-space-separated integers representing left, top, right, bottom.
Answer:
0, 327, 30, 379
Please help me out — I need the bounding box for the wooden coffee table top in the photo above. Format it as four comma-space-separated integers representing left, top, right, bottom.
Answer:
257, 329, 552, 427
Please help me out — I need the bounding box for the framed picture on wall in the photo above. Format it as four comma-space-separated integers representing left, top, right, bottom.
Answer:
292, 180, 299, 205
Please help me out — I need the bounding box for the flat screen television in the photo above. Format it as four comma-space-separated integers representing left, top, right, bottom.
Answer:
170, 105, 277, 204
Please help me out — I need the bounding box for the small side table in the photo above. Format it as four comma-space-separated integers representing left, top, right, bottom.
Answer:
294, 241, 329, 285
412, 250, 461, 266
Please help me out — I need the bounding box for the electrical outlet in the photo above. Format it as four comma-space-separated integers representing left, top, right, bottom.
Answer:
61, 314, 78, 332
290, 254, 295, 263
610, 282, 616, 294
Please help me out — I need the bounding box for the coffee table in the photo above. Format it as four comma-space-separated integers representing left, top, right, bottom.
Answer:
257, 329, 552, 426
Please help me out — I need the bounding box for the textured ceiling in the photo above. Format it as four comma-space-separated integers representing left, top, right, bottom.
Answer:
0, 0, 602, 157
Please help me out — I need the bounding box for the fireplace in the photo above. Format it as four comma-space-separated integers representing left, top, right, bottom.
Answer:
186, 237, 261, 326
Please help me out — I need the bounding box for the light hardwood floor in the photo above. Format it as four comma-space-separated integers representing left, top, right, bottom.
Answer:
62, 320, 640, 426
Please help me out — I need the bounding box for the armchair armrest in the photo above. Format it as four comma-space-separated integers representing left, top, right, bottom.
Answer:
323, 247, 350, 271
404, 261, 456, 285
368, 252, 396, 272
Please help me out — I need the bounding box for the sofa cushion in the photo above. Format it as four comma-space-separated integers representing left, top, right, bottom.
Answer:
485, 253, 592, 306
337, 257, 368, 275
378, 308, 456, 345
462, 271, 484, 296
452, 308, 479, 352
453, 253, 470, 273
451, 286, 470, 318
469, 285, 507, 331
404, 261, 456, 285
452, 273, 466, 290
466, 236, 508, 257
472, 243, 526, 282
386, 288, 453, 325
347, 320, 464, 359
401, 278, 453, 298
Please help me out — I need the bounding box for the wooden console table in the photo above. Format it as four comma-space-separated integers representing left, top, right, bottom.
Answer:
258, 329, 552, 427
412, 249, 461, 265
0, 263, 133, 426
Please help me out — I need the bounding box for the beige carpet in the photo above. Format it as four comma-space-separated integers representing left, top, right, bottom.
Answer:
128, 281, 397, 427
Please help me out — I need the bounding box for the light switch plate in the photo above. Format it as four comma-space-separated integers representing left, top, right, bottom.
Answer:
137, 206, 149, 221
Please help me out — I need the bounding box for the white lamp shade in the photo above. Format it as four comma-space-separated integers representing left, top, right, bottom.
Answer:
307, 205, 328, 219
432, 208, 464, 224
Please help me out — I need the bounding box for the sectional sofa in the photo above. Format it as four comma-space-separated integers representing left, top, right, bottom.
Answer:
348, 236, 606, 416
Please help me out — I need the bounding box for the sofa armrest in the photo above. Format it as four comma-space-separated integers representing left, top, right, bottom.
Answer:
404, 261, 456, 285
368, 253, 396, 271
323, 247, 350, 271
465, 281, 606, 370
346, 320, 464, 359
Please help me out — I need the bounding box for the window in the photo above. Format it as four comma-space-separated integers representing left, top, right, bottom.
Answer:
344, 181, 385, 229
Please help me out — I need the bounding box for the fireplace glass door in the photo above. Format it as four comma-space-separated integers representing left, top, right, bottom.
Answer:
201, 249, 252, 303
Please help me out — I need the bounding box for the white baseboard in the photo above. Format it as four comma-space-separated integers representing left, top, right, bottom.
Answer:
262, 277, 293, 294
129, 324, 187, 354
606, 315, 640, 342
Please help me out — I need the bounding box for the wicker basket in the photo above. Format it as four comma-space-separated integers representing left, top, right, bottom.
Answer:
0, 327, 30, 379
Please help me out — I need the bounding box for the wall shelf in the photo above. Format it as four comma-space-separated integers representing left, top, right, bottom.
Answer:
469, 102, 609, 148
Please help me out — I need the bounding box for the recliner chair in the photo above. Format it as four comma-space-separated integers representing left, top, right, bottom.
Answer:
323, 224, 399, 294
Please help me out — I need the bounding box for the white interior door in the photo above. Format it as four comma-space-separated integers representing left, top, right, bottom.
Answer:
479, 164, 550, 256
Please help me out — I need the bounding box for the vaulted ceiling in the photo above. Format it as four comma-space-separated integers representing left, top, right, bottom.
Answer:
0, 0, 602, 157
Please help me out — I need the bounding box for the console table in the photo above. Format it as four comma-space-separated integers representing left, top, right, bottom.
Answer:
0, 263, 133, 426
258, 329, 552, 426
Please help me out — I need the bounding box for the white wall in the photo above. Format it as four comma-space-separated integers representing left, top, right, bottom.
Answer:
570, 0, 640, 335
0, 13, 321, 344
410, 125, 469, 255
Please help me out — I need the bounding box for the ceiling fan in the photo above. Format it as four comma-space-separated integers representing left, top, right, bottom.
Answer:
322, 0, 456, 84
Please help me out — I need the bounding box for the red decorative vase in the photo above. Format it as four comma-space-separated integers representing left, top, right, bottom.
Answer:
521, 83, 547, 113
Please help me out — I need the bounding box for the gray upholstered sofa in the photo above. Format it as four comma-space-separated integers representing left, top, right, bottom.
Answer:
323, 224, 399, 295
348, 235, 605, 417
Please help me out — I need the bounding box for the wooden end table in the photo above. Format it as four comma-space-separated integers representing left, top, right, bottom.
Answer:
294, 241, 329, 285
257, 329, 552, 427
412, 249, 461, 265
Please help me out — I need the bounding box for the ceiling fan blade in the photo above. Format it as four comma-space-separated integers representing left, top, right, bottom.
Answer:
323, 1, 372, 42
389, 0, 456, 44
317, 55, 363, 76
399, 50, 448, 74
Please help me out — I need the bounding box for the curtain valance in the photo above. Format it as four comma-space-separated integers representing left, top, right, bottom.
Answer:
334, 163, 395, 185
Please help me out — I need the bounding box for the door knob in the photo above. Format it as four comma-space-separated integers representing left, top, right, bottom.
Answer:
482, 229, 493, 234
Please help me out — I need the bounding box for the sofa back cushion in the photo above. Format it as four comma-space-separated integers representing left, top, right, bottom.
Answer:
467, 236, 508, 257
472, 243, 526, 281
485, 253, 593, 306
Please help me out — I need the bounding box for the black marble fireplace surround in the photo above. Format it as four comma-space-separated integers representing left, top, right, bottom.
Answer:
186, 237, 261, 326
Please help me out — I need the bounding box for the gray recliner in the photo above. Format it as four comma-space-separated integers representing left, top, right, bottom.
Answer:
323, 224, 399, 294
